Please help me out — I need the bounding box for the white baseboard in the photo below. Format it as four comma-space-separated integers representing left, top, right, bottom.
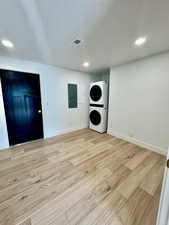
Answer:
0, 125, 88, 151
107, 129, 167, 156
44, 125, 88, 139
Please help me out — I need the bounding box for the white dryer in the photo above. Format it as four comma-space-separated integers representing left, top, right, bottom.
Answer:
89, 106, 107, 133
90, 81, 108, 107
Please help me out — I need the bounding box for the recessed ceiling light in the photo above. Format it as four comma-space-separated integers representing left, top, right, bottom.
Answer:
83, 62, 90, 68
134, 37, 147, 46
1, 39, 14, 48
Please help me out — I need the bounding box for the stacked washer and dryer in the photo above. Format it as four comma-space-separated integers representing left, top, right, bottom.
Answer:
89, 81, 108, 133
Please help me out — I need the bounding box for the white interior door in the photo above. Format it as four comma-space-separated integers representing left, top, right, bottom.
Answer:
156, 150, 169, 225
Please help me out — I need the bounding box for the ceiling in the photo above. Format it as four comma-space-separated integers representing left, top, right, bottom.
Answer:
0, 0, 169, 72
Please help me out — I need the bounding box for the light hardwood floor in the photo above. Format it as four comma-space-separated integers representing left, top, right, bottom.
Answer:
0, 129, 166, 225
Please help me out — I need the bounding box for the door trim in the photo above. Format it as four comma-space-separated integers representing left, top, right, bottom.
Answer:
0, 69, 44, 146
156, 152, 168, 225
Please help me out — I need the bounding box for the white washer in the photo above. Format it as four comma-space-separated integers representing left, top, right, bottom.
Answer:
90, 81, 108, 107
89, 106, 107, 133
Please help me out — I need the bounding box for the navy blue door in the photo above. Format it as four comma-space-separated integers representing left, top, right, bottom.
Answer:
0, 69, 44, 146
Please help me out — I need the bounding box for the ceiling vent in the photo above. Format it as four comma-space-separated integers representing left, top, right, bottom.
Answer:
74, 39, 81, 45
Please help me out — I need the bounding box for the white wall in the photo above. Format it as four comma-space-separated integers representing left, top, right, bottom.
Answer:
92, 71, 110, 84
0, 80, 9, 149
108, 52, 169, 155
0, 57, 94, 150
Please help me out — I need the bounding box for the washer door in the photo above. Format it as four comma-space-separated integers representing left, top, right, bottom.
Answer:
90, 85, 102, 102
90, 110, 101, 126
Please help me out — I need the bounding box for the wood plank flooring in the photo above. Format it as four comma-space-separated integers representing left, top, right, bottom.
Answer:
0, 129, 166, 225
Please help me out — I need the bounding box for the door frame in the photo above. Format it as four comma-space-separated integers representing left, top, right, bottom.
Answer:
156, 150, 168, 225
0, 69, 44, 147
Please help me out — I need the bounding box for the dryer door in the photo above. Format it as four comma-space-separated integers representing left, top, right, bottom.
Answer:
89, 110, 101, 125
90, 85, 102, 102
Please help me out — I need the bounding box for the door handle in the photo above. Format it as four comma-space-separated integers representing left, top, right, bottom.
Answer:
167, 159, 169, 168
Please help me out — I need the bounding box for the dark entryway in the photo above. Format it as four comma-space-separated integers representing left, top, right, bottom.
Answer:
0, 69, 44, 146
